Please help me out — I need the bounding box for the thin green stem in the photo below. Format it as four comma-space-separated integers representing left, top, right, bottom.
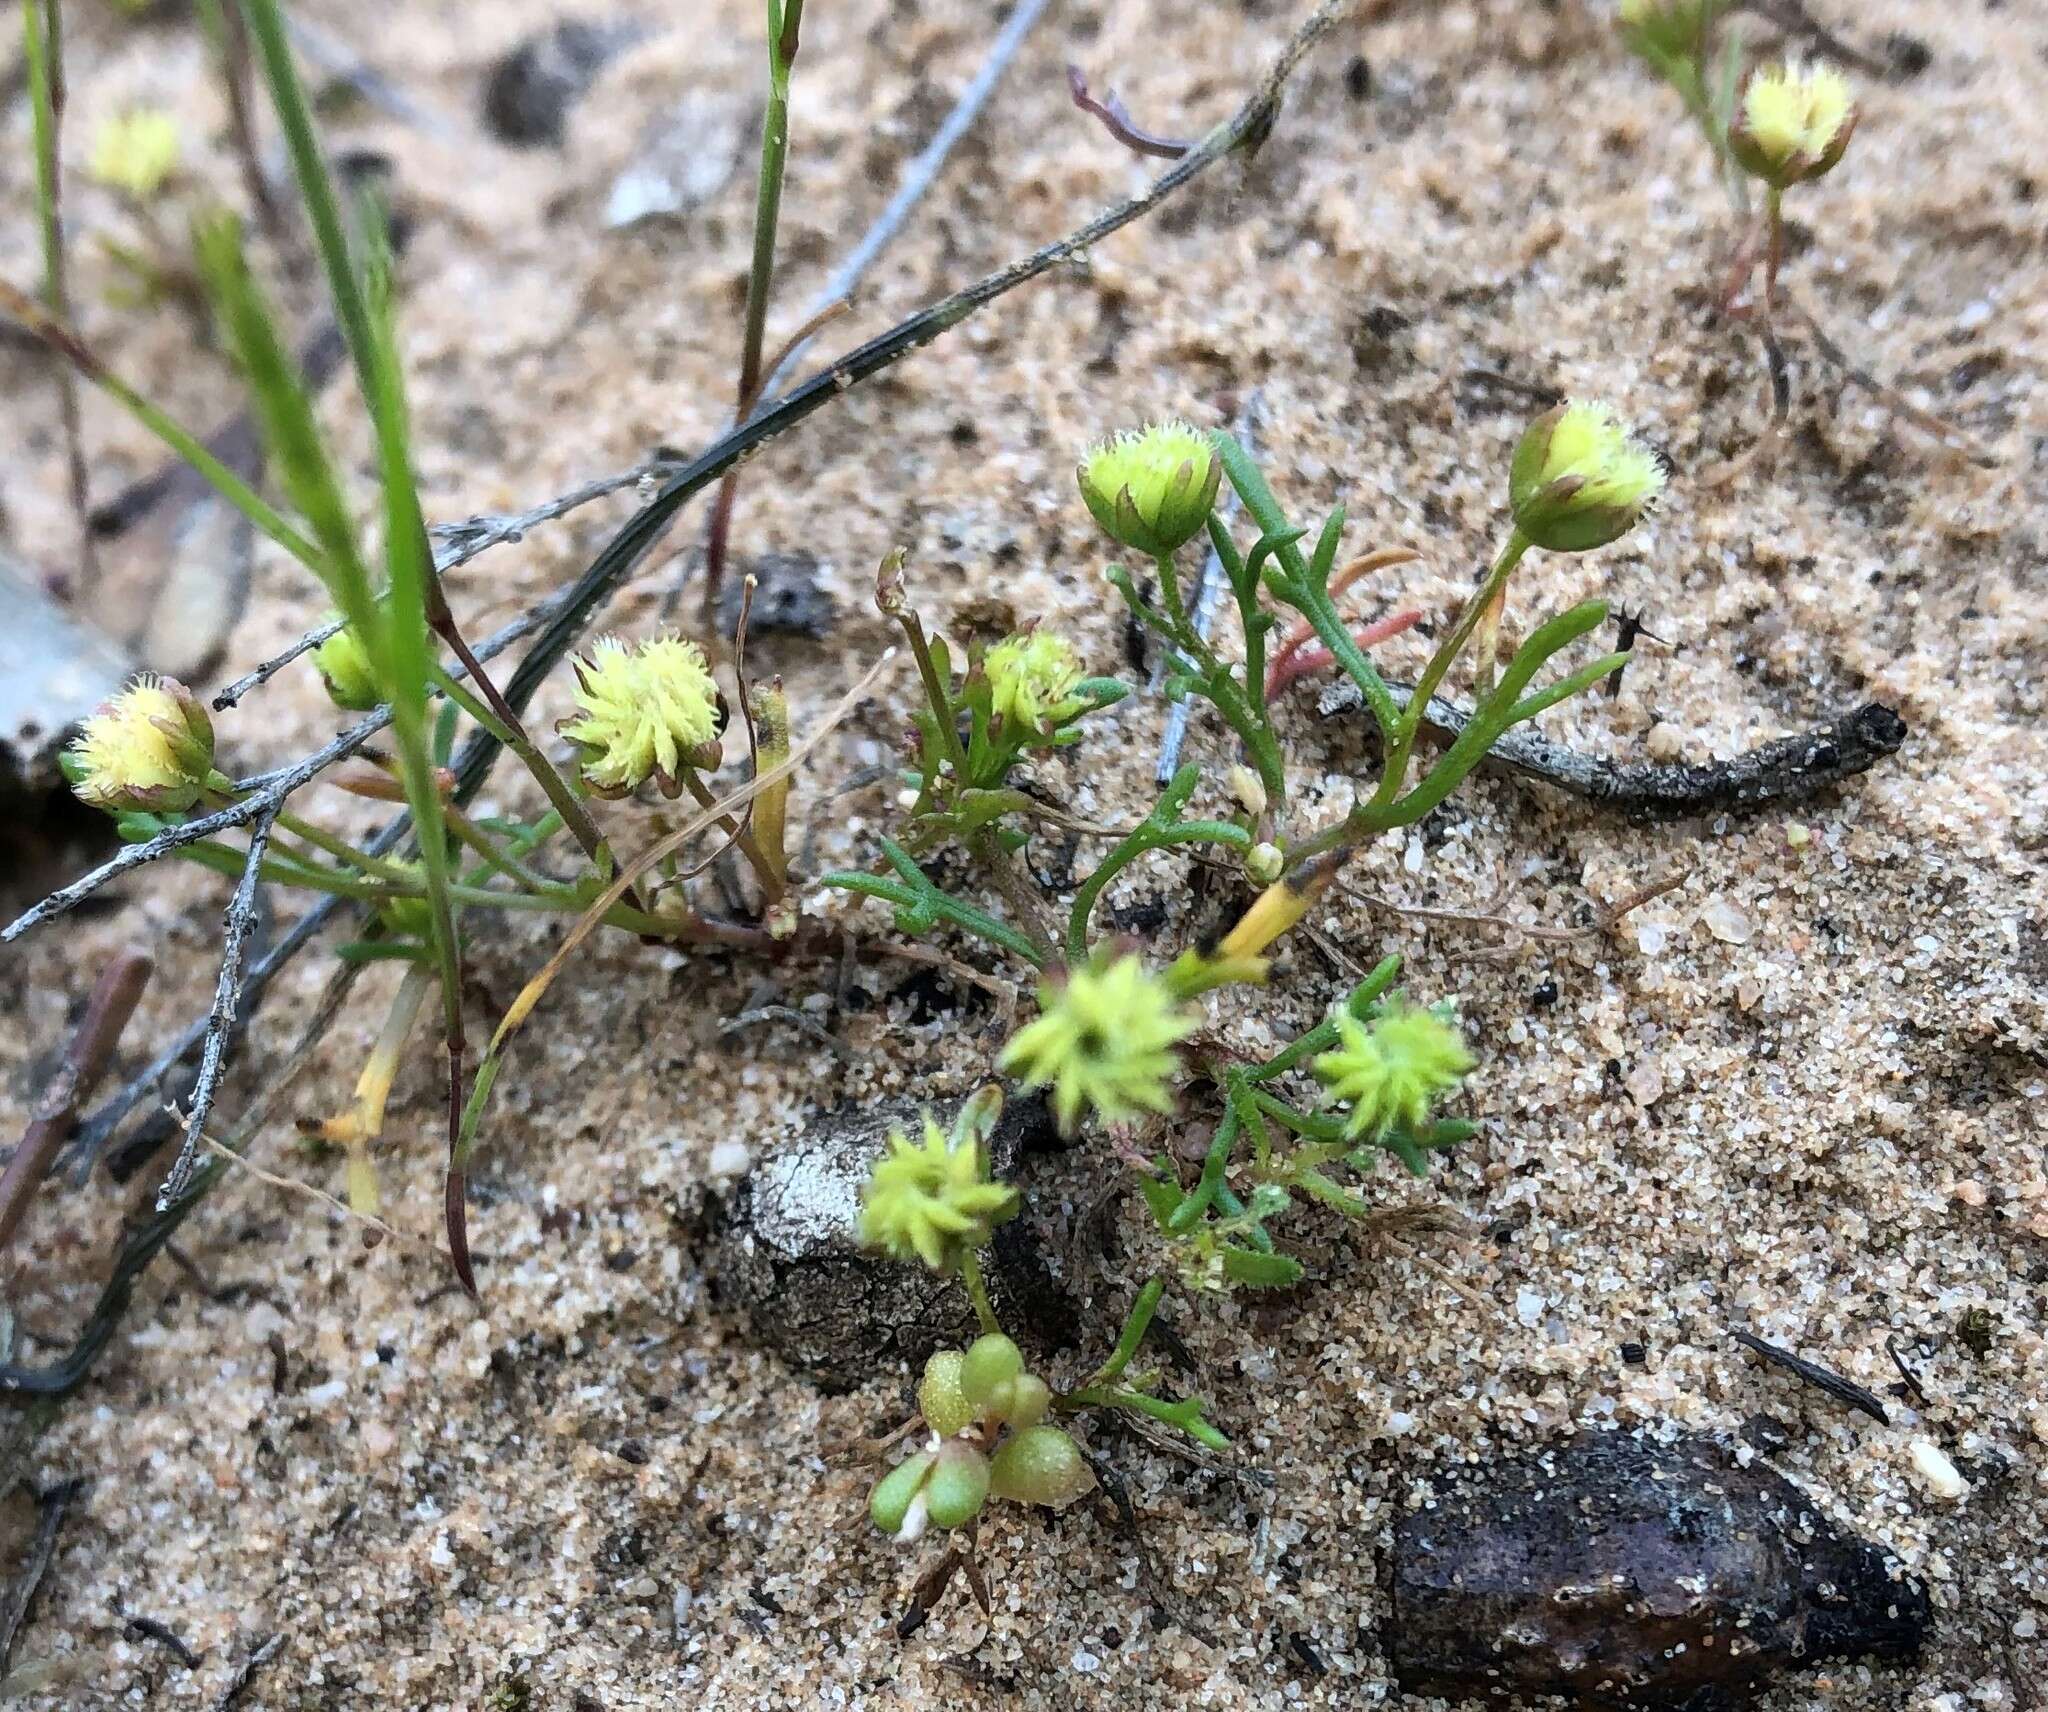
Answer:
273, 809, 422, 885
1077, 1278, 1164, 1391
958, 1247, 1001, 1338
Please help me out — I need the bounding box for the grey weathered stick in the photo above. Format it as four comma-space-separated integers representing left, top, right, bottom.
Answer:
210, 1633, 283, 1712
158, 808, 276, 1206
0, 948, 152, 1254
0, 1477, 84, 1676
1318, 677, 1907, 822
213, 455, 673, 710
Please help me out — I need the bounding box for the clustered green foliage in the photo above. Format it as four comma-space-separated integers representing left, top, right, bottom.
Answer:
831, 398, 1667, 1539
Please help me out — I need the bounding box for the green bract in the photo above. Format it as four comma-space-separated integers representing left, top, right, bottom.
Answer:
1078, 420, 1222, 557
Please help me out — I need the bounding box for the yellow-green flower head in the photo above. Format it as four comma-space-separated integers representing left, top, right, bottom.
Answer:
1077, 420, 1222, 557
312, 621, 381, 712
1315, 1002, 1473, 1142
558, 633, 720, 797
1730, 61, 1856, 190
858, 1111, 1019, 1271
1616, 0, 1724, 63
1509, 399, 1667, 553
66, 673, 217, 813
89, 108, 181, 200
1000, 953, 1195, 1136
985, 629, 1083, 735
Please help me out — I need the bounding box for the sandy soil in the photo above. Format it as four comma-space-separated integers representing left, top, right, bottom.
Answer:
2, 0, 2044, 1707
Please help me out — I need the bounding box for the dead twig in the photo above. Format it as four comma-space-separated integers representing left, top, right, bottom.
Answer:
1319, 677, 1907, 823
1342, 863, 1693, 961
1066, 63, 1190, 159
0, 1478, 84, 1678
157, 810, 276, 1206
210, 1633, 283, 1712
1731, 1327, 1890, 1425
0, 949, 152, 1255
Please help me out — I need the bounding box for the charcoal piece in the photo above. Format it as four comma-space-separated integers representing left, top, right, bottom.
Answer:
1389, 1430, 1928, 1709
707, 1089, 1077, 1389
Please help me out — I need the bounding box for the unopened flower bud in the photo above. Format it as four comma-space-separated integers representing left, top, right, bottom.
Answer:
1078, 420, 1222, 557
869, 1451, 934, 1540
313, 621, 381, 711
1226, 763, 1267, 818
1245, 841, 1284, 886
1730, 61, 1856, 191
918, 1350, 976, 1439
989, 1426, 1095, 1509
67, 674, 219, 814
1509, 400, 1667, 553
991, 1372, 1052, 1431
960, 1332, 1024, 1409
923, 1440, 991, 1530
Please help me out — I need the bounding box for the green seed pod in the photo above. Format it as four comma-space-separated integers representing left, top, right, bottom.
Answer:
990, 1426, 1095, 1509
959, 1332, 1024, 1409
993, 1372, 1052, 1431
918, 1350, 976, 1438
869, 1451, 933, 1536
924, 1441, 992, 1530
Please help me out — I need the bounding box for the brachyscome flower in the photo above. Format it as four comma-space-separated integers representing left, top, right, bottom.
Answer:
1078, 420, 1222, 557
313, 621, 381, 712
89, 108, 180, 200
1314, 1002, 1474, 1142
1509, 400, 1667, 553
1001, 954, 1195, 1135
858, 1109, 1019, 1271
66, 674, 219, 813
558, 633, 720, 797
984, 630, 1084, 735
1730, 61, 1856, 190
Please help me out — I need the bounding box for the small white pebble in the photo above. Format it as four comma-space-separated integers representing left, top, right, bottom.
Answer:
707, 1138, 752, 1180
1515, 1286, 1546, 1328
1072, 1649, 1101, 1673
1701, 897, 1754, 945
2013, 1613, 2038, 1640
1909, 1438, 1969, 1500
1636, 919, 1669, 957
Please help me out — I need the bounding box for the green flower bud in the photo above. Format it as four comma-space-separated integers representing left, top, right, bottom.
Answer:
1245, 841, 1284, 886
923, 1440, 992, 1530
1730, 61, 1856, 191
1314, 1001, 1474, 1142
1077, 420, 1222, 557
984, 629, 1085, 736
918, 1350, 976, 1439
1616, 0, 1725, 64
869, 1451, 934, 1538
67, 674, 219, 814
312, 621, 381, 711
993, 1372, 1052, 1431
960, 1332, 1024, 1409
990, 1426, 1095, 1509
1509, 400, 1667, 553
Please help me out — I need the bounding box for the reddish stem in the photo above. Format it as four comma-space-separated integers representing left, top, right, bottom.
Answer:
1266, 608, 1422, 700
